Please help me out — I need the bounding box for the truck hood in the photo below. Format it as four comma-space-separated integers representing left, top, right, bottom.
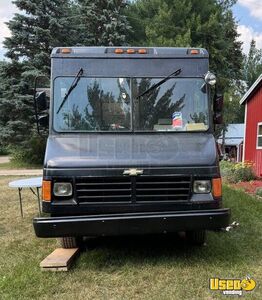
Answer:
44, 133, 217, 168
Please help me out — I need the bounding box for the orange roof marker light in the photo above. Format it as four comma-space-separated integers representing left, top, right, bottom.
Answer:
138, 49, 147, 54
114, 48, 124, 54
126, 49, 136, 54
190, 49, 200, 55
61, 48, 72, 54
42, 180, 51, 202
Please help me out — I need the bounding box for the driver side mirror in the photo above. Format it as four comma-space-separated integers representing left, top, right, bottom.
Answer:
213, 94, 223, 124
33, 76, 50, 135
36, 91, 48, 111
38, 114, 49, 127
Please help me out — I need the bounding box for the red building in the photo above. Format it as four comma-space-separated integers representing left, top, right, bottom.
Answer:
240, 75, 262, 177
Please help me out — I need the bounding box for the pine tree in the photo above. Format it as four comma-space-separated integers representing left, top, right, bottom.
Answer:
0, 62, 34, 148
126, 0, 244, 139
77, 0, 131, 46
126, 0, 243, 90
4, 0, 77, 73
0, 0, 132, 163
243, 39, 262, 89
0, 0, 77, 163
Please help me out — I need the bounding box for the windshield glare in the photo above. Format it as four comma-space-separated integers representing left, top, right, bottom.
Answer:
53, 77, 209, 132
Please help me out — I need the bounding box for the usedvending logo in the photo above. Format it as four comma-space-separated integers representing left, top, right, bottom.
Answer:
209, 276, 256, 296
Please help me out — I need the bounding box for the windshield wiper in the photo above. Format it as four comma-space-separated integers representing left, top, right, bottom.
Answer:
56, 68, 84, 114
136, 68, 182, 99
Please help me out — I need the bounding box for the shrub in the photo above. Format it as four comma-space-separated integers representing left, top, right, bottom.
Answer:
256, 187, 262, 197
220, 160, 234, 178
220, 161, 256, 183
233, 162, 255, 182
10, 135, 46, 165
0, 146, 9, 155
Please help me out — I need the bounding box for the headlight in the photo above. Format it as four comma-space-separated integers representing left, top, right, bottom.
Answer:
193, 180, 211, 194
53, 182, 73, 197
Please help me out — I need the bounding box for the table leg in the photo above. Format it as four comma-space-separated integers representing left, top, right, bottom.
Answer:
18, 188, 23, 218
36, 187, 41, 215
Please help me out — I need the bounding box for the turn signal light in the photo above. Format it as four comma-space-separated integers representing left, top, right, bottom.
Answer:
212, 178, 222, 198
42, 180, 51, 202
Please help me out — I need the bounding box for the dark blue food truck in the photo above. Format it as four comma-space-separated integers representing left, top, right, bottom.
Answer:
33, 47, 230, 248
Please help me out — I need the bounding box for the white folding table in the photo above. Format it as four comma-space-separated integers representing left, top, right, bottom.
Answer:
9, 177, 42, 217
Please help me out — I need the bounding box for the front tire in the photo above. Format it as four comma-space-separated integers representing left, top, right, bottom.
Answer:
186, 230, 206, 245
60, 237, 82, 248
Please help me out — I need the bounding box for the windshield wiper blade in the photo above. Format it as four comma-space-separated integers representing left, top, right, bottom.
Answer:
136, 68, 182, 99
56, 68, 84, 114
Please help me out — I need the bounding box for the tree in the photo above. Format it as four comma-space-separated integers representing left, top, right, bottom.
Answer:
4, 0, 77, 73
0, 0, 133, 163
126, 0, 244, 143
126, 0, 243, 91
77, 0, 131, 46
0, 0, 77, 164
243, 39, 262, 89
222, 39, 262, 139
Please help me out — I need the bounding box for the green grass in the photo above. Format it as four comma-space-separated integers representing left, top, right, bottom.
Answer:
0, 161, 42, 170
0, 177, 261, 299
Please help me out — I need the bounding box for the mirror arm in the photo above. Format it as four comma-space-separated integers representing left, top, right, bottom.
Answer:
33, 76, 41, 135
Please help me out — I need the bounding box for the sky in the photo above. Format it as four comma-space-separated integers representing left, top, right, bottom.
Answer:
233, 0, 262, 53
0, 0, 18, 59
0, 0, 262, 59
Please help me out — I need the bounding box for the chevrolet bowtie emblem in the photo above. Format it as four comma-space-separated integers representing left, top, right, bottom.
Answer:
123, 168, 143, 176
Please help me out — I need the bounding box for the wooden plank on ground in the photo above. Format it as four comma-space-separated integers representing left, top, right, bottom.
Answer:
40, 248, 80, 271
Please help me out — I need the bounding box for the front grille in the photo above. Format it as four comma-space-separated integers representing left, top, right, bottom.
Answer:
75, 175, 191, 204
136, 176, 191, 202
76, 177, 132, 203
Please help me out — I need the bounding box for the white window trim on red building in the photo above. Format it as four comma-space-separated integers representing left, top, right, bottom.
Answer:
257, 122, 262, 150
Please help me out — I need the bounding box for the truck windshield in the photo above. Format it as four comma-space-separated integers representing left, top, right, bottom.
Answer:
53, 77, 209, 132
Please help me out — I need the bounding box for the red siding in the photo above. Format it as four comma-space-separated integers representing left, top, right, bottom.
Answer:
244, 86, 262, 177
